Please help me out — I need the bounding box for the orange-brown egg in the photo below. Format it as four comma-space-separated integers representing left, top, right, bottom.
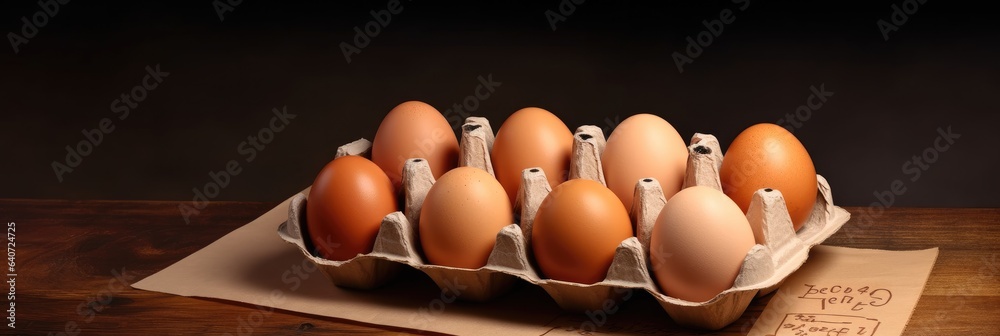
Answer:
306, 155, 398, 261
419, 167, 514, 269
532, 179, 634, 284
491, 107, 573, 207
720, 123, 817, 231
372, 101, 460, 191
650, 186, 755, 302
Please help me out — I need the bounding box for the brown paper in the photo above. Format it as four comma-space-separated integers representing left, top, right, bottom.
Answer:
132, 192, 565, 335
748, 246, 939, 336
131, 115, 890, 333
133, 190, 935, 335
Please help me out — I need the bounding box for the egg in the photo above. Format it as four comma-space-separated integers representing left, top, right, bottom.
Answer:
419, 167, 514, 269
491, 107, 573, 207
650, 186, 755, 302
306, 155, 398, 261
372, 101, 461, 191
602, 114, 688, 210
719, 123, 817, 231
532, 179, 634, 284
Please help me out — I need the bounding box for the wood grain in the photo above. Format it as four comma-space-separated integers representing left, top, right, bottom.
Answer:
1, 199, 997, 335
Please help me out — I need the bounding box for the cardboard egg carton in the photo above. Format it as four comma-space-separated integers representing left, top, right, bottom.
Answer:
277, 117, 851, 329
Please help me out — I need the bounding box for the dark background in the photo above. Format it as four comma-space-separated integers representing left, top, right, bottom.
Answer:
2, 0, 997, 208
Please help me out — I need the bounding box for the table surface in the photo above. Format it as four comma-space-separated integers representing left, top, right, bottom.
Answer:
3, 199, 998, 335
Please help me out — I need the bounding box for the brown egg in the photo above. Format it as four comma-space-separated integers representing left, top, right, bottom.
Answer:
372, 101, 460, 191
419, 167, 514, 269
532, 179, 634, 284
720, 123, 817, 231
306, 155, 398, 261
602, 114, 688, 210
650, 186, 755, 302
491, 107, 573, 207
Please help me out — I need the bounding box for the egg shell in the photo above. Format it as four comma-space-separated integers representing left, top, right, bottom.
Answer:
491, 107, 574, 207
278, 117, 852, 330
419, 167, 514, 269
306, 155, 398, 262
602, 114, 688, 210
372, 101, 460, 191
531, 179, 634, 284
650, 186, 756, 302
284, 139, 404, 289
720, 123, 818, 232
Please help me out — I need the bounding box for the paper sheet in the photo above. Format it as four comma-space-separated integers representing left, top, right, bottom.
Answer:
748, 246, 939, 336
133, 192, 938, 335
132, 192, 563, 336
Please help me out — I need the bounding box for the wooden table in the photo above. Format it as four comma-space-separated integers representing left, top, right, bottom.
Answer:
4, 199, 998, 335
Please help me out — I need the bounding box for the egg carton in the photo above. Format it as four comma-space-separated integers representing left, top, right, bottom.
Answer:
277, 117, 851, 329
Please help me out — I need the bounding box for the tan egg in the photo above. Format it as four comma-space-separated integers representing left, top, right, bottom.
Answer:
419, 167, 514, 269
306, 155, 398, 261
372, 101, 460, 191
532, 179, 634, 284
650, 186, 755, 302
720, 123, 817, 231
602, 114, 688, 210
491, 107, 573, 207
